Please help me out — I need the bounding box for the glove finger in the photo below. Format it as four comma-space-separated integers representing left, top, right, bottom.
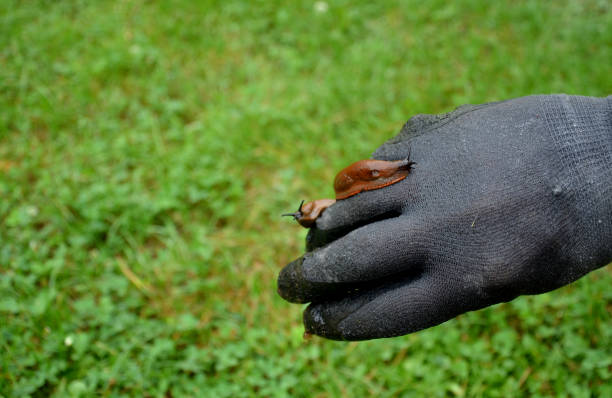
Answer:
307, 176, 420, 251
278, 216, 428, 303
315, 181, 407, 229
303, 273, 481, 340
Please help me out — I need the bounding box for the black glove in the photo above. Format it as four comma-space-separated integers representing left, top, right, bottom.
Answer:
278, 94, 612, 341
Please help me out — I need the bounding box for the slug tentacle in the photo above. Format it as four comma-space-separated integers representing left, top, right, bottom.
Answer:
282, 200, 305, 220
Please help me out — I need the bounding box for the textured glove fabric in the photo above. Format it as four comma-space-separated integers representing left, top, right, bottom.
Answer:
278, 95, 612, 341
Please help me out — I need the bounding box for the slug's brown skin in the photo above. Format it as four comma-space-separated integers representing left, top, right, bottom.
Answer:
283, 199, 337, 228
333, 159, 414, 199
284, 159, 415, 228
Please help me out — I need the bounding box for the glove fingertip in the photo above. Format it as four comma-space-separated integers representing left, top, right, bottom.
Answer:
277, 257, 310, 304
303, 303, 345, 341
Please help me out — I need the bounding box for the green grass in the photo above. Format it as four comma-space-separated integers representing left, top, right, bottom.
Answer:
1, 0, 611, 396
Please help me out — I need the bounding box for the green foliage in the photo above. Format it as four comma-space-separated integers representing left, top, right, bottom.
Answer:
1, 0, 610, 396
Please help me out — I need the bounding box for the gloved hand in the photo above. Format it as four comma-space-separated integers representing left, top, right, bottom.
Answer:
278, 94, 612, 341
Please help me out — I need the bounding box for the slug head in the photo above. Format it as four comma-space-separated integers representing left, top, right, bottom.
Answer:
282, 199, 336, 228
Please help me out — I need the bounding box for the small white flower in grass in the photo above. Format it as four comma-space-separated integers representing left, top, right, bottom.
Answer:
314, 1, 328, 13
64, 335, 73, 346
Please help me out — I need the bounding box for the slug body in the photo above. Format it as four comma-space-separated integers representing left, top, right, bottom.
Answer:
284, 158, 415, 228
333, 159, 414, 199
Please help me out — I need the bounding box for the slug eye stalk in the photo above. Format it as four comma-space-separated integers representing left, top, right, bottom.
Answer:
281, 200, 304, 220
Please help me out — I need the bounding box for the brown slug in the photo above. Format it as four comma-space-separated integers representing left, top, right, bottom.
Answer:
284, 158, 414, 228
333, 158, 414, 199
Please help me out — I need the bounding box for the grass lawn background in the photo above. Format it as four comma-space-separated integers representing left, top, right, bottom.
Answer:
1, 0, 610, 396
